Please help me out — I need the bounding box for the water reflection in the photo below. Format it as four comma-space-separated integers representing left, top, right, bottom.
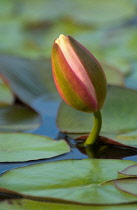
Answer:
77, 142, 137, 160
0, 96, 137, 176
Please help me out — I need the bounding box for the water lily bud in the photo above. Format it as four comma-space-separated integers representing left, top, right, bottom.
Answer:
52, 34, 107, 113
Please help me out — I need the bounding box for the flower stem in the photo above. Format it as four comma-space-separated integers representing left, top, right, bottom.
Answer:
84, 110, 102, 146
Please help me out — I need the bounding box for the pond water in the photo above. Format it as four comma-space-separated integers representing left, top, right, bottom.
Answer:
0, 96, 137, 176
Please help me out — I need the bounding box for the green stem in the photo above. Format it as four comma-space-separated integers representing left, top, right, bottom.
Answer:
84, 110, 102, 146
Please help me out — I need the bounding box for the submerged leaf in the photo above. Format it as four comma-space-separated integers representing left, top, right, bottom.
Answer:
0, 159, 137, 204
0, 133, 70, 162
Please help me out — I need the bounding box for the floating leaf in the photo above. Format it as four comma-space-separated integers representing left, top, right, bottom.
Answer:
118, 164, 137, 177
0, 77, 14, 107
103, 58, 131, 76
114, 178, 137, 196
103, 26, 137, 62
102, 63, 125, 86
57, 86, 137, 133
99, 131, 137, 149
0, 133, 70, 162
43, 18, 90, 58
1, 199, 137, 210
20, 0, 70, 21
0, 0, 136, 60
0, 0, 15, 18
0, 159, 137, 204
76, 30, 131, 76
0, 16, 46, 58
57, 86, 137, 148
0, 18, 24, 52
0, 105, 40, 132
0, 81, 39, 131
70, 0, 136, 26
0, 55, 58, 107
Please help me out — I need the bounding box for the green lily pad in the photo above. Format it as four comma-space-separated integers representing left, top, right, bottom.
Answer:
1, 199, 137, 210
76, 30, 131, 76
57, 86, 137, 133
20, 0, 69, 21
0, 105, 40, 132
98, 131, 137, 148
104, 58, 131, 76
0, 0, 15, 17
0, 55, 58, 107
102, 63, 125, 86
0, 133, 70, 162
70, 0, 136, 26
115, 164, 137, 196
118, 164, 137, 177
114, 178, 137, 196
103, 26, 137, 62
0, 159, 137, 204
0, 16, 46, 58
0, 18, 24, 52
0, 77, 14, 107
57, 86, 137, 148
43, 18, 91, 58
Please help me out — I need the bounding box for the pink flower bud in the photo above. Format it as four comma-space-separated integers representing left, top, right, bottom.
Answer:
52, 34, 107, 113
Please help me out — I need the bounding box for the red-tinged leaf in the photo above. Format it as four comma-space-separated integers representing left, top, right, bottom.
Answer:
114, 178, 137, 196
118, 164, 137, 177
75, 135, 137, 150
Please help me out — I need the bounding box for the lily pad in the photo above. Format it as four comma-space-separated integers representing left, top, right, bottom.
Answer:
0, 159, 137, 204
76, 30, 131, 76
71, 0, 136, 26
57, 86, 137, 148
20, 0, 69, 21
114, 178, 137, 196
0, 133, 70, 162
101, 63, 125, 86
0, 77, 14, 107
0, 0, 15, 17
1, 199, 137, 210
118, 164, 137, 177
99, 131, 137, 148
0, 18, 24, 52
0, 105, 40, 132
0, 55, 58, 108
103, 26, 137, 62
